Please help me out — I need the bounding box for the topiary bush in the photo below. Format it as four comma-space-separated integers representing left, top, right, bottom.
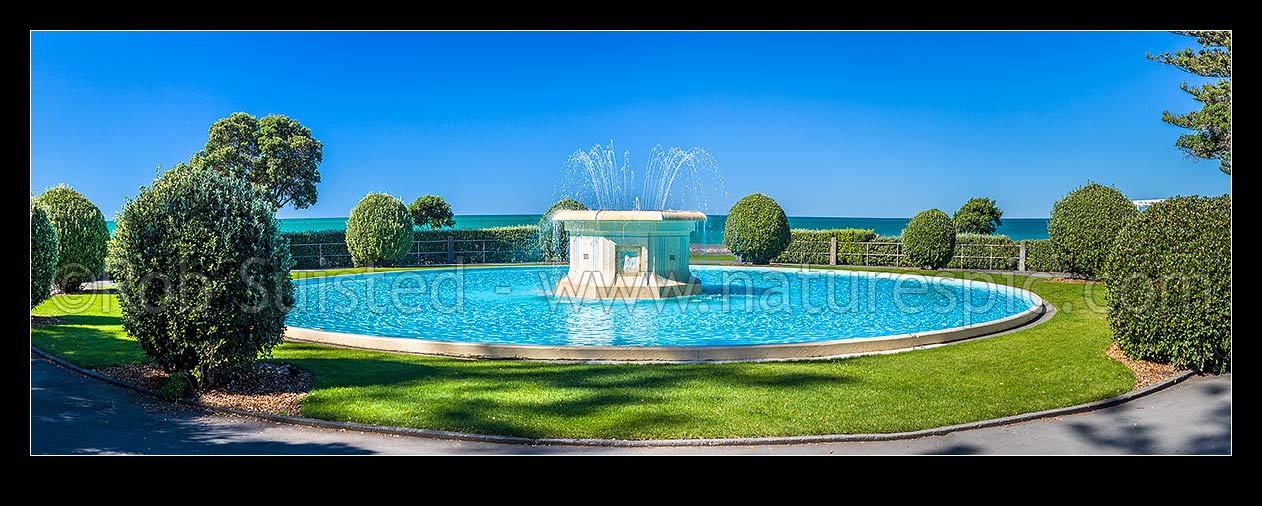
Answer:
35, 184, 110, 292
1048, 182, 1138, 279
106, 165, 294, 388
539, 198, 588, 262
724, 193, 791, 265
345, 193, 415, 267
901, 209, 956, 269
30, 199, 59, 309
1105, 195, 1231, 373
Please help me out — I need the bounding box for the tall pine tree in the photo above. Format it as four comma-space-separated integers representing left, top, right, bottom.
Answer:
1148, 31, 1232, 175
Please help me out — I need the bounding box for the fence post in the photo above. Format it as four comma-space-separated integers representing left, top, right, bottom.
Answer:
317, 243, 323, 267
1018, 240, 1027, 272
829, 237, 837, 266
447, 236, 455, 264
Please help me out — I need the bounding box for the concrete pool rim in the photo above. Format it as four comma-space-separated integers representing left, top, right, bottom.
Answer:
284, 265, 1047, 362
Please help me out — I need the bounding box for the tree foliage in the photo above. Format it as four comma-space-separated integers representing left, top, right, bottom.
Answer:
345, 193, 415, 266
1148, 31, 1232, 175
539, 198, 588, 262
106, 165, 294, 388
408, 195, 456, 230
192, 112, 325, 209
1048, 182, 1138, 279
724, 193, 791, 265
952, 197, 1004, 235
901, 209, 956, 269
35, 184, 110, 292
30, 199, 59, 309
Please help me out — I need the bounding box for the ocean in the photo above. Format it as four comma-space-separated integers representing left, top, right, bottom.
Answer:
107, 214, 1051, 242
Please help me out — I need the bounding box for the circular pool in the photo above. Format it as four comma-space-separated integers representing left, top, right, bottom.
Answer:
285, 265, 1044, 361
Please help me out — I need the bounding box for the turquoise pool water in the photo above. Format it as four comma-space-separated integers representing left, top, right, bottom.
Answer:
287, 266, 1039, 347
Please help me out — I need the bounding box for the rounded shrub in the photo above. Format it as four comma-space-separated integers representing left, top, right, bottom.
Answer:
724, 193, 791, 265
30, 199, 59, 309
1048, 182, 1138, 279
1105, 195, 1231, 373
35, 184, 110, 292
106, 165, 295, 388
539, 198, 588, 262
346, 193, 415, 266
901, 209, 956, 269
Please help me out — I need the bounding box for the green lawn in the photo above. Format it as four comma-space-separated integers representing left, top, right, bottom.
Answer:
32, 266, 1134, 439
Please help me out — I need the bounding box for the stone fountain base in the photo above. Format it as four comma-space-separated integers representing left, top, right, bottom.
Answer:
550, 210, 707, 300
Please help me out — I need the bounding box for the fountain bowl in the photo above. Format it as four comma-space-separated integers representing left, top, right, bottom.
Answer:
551, 210, 707, 299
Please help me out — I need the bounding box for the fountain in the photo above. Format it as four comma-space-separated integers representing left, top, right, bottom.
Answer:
551, 141, 721, 299
283, 139, 1045, 361
551, 209, 706, 299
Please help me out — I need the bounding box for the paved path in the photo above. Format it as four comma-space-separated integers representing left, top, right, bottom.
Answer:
31, 355, 1230, 455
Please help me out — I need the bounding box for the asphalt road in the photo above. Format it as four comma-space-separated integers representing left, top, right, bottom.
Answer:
31, 355, 1231, 455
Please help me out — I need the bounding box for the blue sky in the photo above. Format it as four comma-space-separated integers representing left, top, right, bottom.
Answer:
30, 31, 1230, 218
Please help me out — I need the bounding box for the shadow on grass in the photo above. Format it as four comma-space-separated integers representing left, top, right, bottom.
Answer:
281, 354, 854, 438
31, 316, 146, 368
48, 314, 123, 327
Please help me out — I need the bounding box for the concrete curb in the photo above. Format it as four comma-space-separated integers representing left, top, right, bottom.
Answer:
31, 345, 1195, 448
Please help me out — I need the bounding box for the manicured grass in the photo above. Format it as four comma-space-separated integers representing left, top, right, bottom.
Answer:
32, 267, 1133, 439
32, 293, 146, 368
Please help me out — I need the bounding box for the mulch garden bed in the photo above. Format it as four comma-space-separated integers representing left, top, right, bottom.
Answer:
1106, 342, 1183, 389
95, 362, 313, 416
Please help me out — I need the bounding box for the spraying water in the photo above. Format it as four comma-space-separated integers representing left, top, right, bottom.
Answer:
545, 140, 729, 258
558, 140, 726, 212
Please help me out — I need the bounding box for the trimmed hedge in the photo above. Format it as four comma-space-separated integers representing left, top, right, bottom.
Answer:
864, 236, 904, 267
773, 232, 1024, 270
773, 229, 876, 264
412, 226, 542, 265
1106, 195, 1232, 373
948, 234, 1019, 270
1048, 182, 1137, 279
285, 226, 542, 269
106, 166, 294, 387
285, 230, 351, 268
35, 184, 110, 292
30, 199, 59, 308
901, 209, 956, 269
345, 193, 415, 267
724, 193, 791, 264
1024, 239, 1065, 273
